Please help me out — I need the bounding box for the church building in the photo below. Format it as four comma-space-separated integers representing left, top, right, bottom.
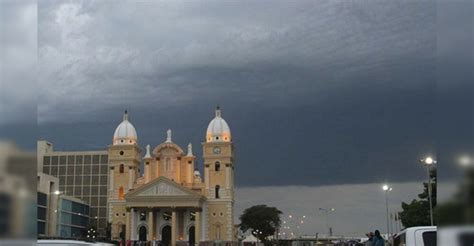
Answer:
108, 107, 236, 245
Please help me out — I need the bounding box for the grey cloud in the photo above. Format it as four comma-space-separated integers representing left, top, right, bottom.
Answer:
38, 1, 435, 123
35, 0, 445, 186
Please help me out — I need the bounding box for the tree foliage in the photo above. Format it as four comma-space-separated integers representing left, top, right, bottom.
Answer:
399, 168, 437, 227
239, 205, 282, 244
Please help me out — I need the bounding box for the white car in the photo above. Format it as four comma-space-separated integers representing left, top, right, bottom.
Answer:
438, 226, 474, 246
392, 226, 436, 246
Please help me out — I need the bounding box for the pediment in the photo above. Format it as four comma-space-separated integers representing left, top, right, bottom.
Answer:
153, 143, 184, 156
125, 177, 201, 200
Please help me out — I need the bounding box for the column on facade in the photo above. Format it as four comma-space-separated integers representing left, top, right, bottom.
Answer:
171, 209, 177, 246
225, 164, 230, 190
126, 209, 131, 240
176, 159, 181, 182
109, 167, 114, 191
148, 209, 154, 241
205, 166, 210, 189
187, 160, 193, 184
195, 208, 201, 245
131, 208, 137, 240
145, 163, 150, 183
128, 167, 134, 190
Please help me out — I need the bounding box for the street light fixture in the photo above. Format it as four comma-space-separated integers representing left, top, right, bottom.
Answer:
319, 208, 335, 237
382, 184, 392, 239
420, 156, 436, 226
459, 155, 472, 168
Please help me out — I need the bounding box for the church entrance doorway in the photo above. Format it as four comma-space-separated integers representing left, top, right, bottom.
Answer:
138, 226, 147, 241
188, 226, 195, 246
162, 225, 172, 246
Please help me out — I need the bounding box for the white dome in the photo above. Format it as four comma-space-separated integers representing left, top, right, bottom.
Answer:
113, 111, 138, 145
206, 107, 231, 142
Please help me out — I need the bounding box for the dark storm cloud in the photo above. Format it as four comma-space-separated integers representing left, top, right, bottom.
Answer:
36, 1, 449, 186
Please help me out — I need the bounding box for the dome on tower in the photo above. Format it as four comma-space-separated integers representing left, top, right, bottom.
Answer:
206, 106, 231, 142
113, 110, 138, 145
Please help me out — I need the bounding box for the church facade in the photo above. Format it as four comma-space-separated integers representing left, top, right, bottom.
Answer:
108, 107, 236, 245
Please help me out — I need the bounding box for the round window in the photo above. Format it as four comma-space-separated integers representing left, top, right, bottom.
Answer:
119, 151, 124, 155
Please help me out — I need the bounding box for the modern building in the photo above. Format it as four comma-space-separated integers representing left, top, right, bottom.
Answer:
56, 195, 90, 238
37, 141, 109, 237
109, 107, 236, 245
37, 172, 60, 237
37, 172, 91, 239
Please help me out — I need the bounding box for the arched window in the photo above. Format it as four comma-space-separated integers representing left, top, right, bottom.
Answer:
215, 185, 220, 199
119, 164, 124, 173
216, 224, 221, 240
215, 161, 220, 172
118, 186, 124, 199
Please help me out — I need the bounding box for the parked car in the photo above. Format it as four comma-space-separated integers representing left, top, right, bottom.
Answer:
392, 226, 436, 246
438, 226, 474, 246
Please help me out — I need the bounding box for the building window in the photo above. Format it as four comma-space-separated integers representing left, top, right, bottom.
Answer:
118, 187, 124, 200
119, 151, 124, 156
140, 212, 146, 221
216, 225, 221, 240
163, 211, 171, 221
119, 164, 124, 173
190, 211, 196, 221
215, 162, 220, 172
215, 185, 220, 199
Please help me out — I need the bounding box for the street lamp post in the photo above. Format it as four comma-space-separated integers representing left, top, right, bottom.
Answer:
382, 184, 393, 239
318, 208, 335, 237
420, 156, 436, 226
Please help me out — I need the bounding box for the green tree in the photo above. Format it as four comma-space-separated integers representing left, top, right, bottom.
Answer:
239, 205, 282, 245
399, 168, 437, 227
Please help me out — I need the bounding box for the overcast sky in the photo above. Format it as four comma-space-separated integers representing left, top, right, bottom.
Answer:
36, 0, 441, 186
1, 0, 473, 237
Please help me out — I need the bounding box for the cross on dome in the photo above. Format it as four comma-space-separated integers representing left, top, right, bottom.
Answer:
166, 129, 172, 143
